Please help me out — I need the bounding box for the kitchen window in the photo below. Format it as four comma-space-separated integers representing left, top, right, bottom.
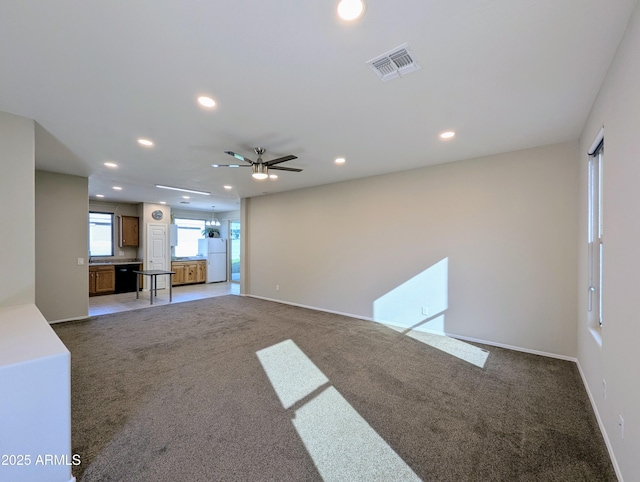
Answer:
89, 212, 114, 257
174, 218, 205, 257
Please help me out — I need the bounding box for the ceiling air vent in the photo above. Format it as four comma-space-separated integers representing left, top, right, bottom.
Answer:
367, 43, 420, 82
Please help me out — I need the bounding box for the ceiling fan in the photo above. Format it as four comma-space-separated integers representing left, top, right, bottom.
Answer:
212, 147, 302, 180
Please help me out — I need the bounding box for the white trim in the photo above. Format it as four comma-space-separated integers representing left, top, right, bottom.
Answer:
575, 361, 623, 481
588, 126, 605, 155
246, 295, 575, 361
48, 315, 89, 324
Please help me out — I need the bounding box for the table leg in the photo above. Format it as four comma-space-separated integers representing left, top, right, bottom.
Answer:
136, 273, 139, 299
155, 276, 158, 298
169, 274, 173, 302
150, 275, 154, 305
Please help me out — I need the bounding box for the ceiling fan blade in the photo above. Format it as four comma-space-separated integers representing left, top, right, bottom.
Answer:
264, 155, 298, 166
211, 163, 251, 168
224, 151, 254, 164
269, 166, 303, 172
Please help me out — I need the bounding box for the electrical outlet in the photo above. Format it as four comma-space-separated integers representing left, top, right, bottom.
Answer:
77, 257, 84, 266
276, 284, 280, 291
602, 379, 607, 400
619, 415, 624, 439
422, 306, 429, 316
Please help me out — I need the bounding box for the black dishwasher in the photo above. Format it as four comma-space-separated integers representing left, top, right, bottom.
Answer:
115, 264, 140, 293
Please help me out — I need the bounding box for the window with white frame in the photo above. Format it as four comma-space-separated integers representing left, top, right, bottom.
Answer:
89, 212, 114, 257
174, 218, 205, 257
587, 130, 603, 326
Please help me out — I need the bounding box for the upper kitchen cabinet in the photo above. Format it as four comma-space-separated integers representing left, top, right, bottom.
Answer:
119, 215, 139, 247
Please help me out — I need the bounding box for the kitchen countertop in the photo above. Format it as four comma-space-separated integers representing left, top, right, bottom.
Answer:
89, 257, 206, 267
89, 259, 143, 266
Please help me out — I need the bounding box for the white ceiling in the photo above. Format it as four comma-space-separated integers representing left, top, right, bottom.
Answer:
0, 0, 636, 212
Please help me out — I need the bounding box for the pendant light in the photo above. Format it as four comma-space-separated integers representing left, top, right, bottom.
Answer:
206, 206, 221, 227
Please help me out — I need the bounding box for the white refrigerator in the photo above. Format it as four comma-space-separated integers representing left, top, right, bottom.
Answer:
197, 238, 227, 282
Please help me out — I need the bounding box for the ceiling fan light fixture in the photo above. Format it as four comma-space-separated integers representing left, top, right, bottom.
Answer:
252, 163, 269, 180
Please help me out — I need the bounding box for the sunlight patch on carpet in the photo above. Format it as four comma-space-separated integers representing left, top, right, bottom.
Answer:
386, 324, 489, 368
257, 339, 421, 481
256, 339, 328, 409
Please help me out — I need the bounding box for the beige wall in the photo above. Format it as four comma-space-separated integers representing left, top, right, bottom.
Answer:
0, 111, 35, 308
36, 171, 89, 322
245, 141, 579, 357
577, 1, 640, 479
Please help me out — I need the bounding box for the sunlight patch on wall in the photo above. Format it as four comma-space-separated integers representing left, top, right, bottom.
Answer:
256, 340, 421, 481
373, 258, 448, 328
372, 257, 489, 368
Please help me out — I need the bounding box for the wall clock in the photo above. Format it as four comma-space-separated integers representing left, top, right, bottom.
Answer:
152, 210, 164, 220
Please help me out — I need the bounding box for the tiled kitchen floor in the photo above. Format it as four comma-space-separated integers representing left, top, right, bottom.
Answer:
89, 282, 240, 317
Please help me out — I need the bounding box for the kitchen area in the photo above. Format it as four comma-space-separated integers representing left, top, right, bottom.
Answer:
88, 201, 238, 306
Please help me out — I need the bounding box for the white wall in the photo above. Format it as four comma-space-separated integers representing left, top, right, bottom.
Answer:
36, 171, 89, 322
245, 141, 579, 357
577, 1, 640, 479
0, 111, 35, 308
0, 111, 74, 482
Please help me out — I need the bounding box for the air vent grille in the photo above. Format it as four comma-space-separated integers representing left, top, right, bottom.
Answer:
367, 43, 420, 82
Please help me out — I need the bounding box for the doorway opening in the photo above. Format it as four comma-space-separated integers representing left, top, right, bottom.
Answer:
230, 220, 241, 283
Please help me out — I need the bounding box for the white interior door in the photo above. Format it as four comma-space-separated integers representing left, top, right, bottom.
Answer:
147, 223, 168, 289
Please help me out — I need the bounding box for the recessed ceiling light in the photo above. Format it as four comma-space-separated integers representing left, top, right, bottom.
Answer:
335, 157, 346, 164
197, 96, 216, 108
96, 194, 105, 198
155, 185, 210, 195
440, 131, 455, 140
137, 138, 154, 147
223, 185, 233, 190
337, 0, 364, 20
269, 174, 278, 179
159, 201, 166, 204
113, 186, 122, 191
182, 195, 190, 199
104, 162, 118, 168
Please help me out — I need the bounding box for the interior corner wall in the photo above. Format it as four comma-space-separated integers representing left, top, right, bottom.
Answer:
577, 1, 640, 479
245, 141, 579, 357
0, 111, 35, 308
35, 170, 89, 322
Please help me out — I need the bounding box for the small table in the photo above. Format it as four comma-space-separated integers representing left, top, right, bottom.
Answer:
134, 270, 175, 305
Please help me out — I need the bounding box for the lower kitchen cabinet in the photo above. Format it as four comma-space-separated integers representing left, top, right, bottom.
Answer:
89, 265, 115, 296
172, 260, 206, 286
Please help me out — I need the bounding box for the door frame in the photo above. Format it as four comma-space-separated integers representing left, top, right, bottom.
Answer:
146, 223, 169, 290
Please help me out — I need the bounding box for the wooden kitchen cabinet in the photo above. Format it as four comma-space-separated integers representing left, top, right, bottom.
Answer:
171, 260, 206, 286
171, 264, 185, 285
89, 265, 115, 296
119, 215, 139, 247
197, 261, 206, 283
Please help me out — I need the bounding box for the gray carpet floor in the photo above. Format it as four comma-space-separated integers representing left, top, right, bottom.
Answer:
53, 295, 616, 481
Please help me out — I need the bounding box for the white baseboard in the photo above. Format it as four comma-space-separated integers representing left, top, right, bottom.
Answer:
48, 315, 89, 325
246, 295, 575, 361
575, 361, 623, 481
248, 295, 621, 477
